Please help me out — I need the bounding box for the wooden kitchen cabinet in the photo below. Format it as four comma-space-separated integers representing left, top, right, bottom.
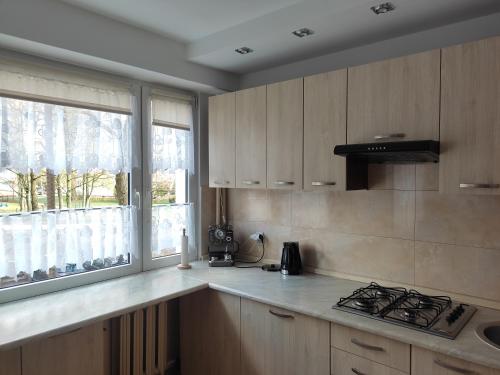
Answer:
0, 348, 21, 375
331, 323, 410, 373
412, 346, 500, 375
235, 85, 267, 189
209, 92, 236, 188
241, 298, 329, 375
440, 36, 500, 195
180, 289, 241, 375
332, 347, 407, 375
266, 78, 304, 190
304, 70, 347, 191
347, 50, 440, 143
22, 322, 108, 375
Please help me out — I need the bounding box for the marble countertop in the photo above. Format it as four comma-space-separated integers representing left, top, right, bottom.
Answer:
1, 261, 500, 370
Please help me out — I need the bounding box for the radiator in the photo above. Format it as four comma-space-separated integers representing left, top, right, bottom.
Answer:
117, 303, 168, 375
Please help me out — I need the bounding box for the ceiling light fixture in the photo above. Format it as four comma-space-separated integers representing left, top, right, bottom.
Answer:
371, 2, 395, 14
292, 28, 315, 38
235, 47, 254, 55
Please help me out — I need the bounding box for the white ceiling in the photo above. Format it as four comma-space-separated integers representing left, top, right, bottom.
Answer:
58, 0, 500, 74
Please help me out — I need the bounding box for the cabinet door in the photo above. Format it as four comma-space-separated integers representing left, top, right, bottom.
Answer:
22, 322, 107, 375
304, 70, 347, 191
241, 298, 329, 375
180, 289, 241, 375
0, 348, 21, 375
209, 92, 235, 188
267, 78, 304, 190
440, 36, 500, 195
236, 86, 267, 189
412, 346, 500, 375
347, 50, 440, 143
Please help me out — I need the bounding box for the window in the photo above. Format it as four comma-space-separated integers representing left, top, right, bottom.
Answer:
143, 90, 195, 269
0, 57, 141, 301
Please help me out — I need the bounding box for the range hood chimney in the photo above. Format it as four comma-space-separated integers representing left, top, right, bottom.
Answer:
334, 140, 439, 190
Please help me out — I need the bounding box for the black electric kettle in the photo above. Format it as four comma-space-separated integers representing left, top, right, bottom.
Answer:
280, 241, 302, 275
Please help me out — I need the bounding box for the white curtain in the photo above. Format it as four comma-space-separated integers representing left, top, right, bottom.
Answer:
0, 206, 136, 279
150, 92, 195, 258
0, 97, 131, 174
0, 57, 132, 115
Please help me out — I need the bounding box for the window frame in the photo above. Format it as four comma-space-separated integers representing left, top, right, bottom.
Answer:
0, 83, 143, 304
141, 86, 199, 271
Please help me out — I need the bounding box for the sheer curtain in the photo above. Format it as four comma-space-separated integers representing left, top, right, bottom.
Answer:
0, 206, 136, 279
150, 91, 194, 259
0, 98, 131, 174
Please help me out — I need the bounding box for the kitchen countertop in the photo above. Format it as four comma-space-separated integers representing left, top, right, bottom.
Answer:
1, 261, 500, 370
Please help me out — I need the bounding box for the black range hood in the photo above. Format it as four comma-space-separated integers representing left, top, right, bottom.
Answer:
334, 140, 439, 190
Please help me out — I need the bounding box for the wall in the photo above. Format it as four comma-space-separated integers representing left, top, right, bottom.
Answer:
228, 164, 500, 310
240, 12, 500, 89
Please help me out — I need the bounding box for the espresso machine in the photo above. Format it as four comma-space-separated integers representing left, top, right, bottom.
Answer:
208, 224, 237, 267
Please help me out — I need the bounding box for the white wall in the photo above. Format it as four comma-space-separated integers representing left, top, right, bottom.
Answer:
240, 12, 500, 88
0, 0, 239, 93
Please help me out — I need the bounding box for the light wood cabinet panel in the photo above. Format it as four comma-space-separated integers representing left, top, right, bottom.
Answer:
440, 36, 500, 195
241, 298, 329, 375
209, 92, 235, 188
180, 289, 241, 375
22, 322, 107, 375
412, 346, 500, 375
0, 348, 21, 375
304, 70, 347, 191
331, 324, 410, 373
347, 50, 440, 143
267, 78, 304, 190
332, 348, 407, 375
236, 86, 267, 189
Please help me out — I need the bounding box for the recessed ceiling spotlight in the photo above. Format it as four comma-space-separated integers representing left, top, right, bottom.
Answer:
371, 2, 395, 14
235, 47, 254, 55
292, 28, 315, 38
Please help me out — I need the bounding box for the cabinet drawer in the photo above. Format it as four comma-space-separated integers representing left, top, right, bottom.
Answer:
331, 324, 410, 373
412, 346, 500, 375
332, 348, 407, 375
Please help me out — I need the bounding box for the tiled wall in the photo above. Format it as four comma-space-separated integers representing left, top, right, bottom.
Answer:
227, 164, 500, 309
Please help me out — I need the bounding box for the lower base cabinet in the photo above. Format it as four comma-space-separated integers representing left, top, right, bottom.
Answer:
241, 298, 330, 375
332, 348, 406, 375
411, 346, 500, 375
22, 322, 108, 375
180, 289, 241, 375
0, 348, 21, 375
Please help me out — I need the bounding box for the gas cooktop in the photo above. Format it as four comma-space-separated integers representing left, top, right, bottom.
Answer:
333, 282, 476, 339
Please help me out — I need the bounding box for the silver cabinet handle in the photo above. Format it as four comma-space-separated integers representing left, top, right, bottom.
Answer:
311, 181, 336, 186
242, 180, 260, 185
350, 338, 385, 352
460, 183, 499, 189
274, 181, 294, 186
434, 359, 476, 374
374, 133, 405, 140
213, 180, 230, 185
351, 368, 367, 375
269, 309, 295, 319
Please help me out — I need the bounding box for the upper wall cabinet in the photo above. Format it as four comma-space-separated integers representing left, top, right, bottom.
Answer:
235, 86, 267, 189
347, 50, 440, 143
209, 92, 236, 188
267, 78, 304, 190
440, 36, 500, 195
304, 70, 347, 191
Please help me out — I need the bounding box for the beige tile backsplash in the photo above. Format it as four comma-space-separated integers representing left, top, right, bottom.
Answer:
226, 167, 500, 308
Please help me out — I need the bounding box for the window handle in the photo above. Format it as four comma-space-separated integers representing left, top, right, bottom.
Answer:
134, 191, 141, 210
